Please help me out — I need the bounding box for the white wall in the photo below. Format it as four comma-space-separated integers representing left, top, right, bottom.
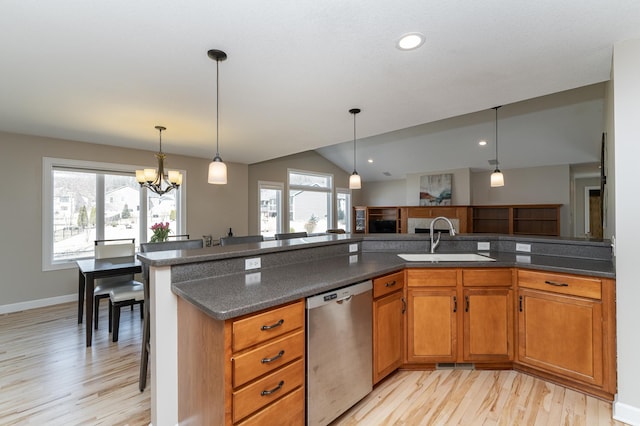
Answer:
360, 179, 409, 206
612, 38, 640, 425
0, 131, 248, 310
406, 168, 471, 206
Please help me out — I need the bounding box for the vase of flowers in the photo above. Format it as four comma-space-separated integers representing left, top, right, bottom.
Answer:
150, 222, 171, 242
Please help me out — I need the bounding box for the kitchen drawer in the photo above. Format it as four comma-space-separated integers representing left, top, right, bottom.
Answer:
518, 269, 601, 300
235, 385, 305, 426
462, 268, 513, 287
407, 268, 457, 287
373, 270, 405, 298
232, 359, 304, 423
232, 301, 304, 352
233, 330, 304, 388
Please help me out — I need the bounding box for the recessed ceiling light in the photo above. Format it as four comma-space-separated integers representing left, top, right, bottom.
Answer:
368, 158, 374, 163
397, 32, 425, 50
479, 140, 487, 146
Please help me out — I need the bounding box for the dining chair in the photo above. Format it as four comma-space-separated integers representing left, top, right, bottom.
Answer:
219, 235, 264, 246
138, 238, 204, 391
93, 238, 143, 331
108, 281, 144, 342
167, 234, 190, 240
274, 231, 307, 240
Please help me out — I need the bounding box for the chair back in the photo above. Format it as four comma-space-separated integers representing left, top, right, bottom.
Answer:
139, 239, 204, 282
140, 239, 204, 253
94, 239, 136, 285
167, 234, 190, 240
219, 235, 264, 246
274, 232, 307, 240
326, 229, 346, 234
95, 243, 135, 259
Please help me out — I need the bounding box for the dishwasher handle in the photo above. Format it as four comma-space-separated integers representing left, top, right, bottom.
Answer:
336, 295, 353, 304
306, 280, 372, 310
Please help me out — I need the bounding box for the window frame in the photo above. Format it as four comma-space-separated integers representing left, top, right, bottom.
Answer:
287, 168, 333, 233
258, 180, 284, 238
42, 157, 186, 271
336, 187, 352, 232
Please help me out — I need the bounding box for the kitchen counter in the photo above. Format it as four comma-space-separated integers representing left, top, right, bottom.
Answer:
139, 233, 614, 426
171, 248, 614, 321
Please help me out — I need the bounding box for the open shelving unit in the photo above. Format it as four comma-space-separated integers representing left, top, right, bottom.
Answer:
471, 204, 561, 236
354, 204, 561, 237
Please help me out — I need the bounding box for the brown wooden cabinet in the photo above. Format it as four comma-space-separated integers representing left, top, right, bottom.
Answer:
516, 269, 616, 399
406, 286, 458, 363
372, 271, 405, 383
178, 298, 305, 425
405, 268, 514, 365
353, 206, 405, 234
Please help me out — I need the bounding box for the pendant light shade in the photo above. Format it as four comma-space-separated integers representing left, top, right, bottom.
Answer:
349, 108, 361, 190
490, 106, 505, 187
207, 49, 228, 185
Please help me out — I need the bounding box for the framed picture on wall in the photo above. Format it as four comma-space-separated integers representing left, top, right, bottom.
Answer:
419, 173, 452, 206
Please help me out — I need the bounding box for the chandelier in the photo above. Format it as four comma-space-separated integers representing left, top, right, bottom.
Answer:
135, 125, 182, 196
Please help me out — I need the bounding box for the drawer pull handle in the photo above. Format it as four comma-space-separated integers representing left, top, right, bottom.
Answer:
261, 319, 284, 331
465, 295, 469, 312
385, 280, 397, 287
261, 350, 285, 364
453, 296, 457, 313
544, 280, 569, 287
261, 380, 285, 396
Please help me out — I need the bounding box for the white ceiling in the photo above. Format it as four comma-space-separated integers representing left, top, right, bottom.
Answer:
2, 1, 640, 179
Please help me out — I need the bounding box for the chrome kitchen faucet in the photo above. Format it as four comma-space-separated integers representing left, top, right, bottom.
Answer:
430, 216, 457, 253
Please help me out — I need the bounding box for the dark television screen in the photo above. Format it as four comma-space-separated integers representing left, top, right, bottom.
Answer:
369, 220, 396, 233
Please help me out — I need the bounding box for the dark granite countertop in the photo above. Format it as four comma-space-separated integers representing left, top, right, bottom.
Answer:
171, 248, 615, 321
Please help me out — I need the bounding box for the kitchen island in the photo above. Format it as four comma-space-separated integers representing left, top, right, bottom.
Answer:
138, 233, 614, 425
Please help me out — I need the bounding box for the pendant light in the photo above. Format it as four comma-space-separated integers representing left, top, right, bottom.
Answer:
349, 108, 362, 189
490, 106, 505, 187
135, 126, 182, 196
207, 49, 228, 184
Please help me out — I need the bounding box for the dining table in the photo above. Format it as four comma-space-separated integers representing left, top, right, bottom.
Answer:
76, 256, 142, 347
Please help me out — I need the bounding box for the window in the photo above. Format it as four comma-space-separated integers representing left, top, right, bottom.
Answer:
258, 181, 283, 238
288, 169, 333, 234
43, 157, 186, 270
336, 189, 352, 232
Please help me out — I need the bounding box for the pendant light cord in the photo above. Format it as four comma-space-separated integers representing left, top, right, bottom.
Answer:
216, 58, 220, 157
353, 112, 357, 172
495, 107, 498, 165
493, 106, 501, 167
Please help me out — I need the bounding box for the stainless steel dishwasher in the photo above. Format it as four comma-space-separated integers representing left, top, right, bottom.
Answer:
306, 280, 373, 426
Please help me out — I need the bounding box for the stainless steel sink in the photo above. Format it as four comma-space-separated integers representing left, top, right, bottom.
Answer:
398, 253, 495, 262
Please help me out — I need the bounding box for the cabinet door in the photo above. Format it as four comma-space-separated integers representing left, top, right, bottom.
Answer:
463, 288, 513, 361
517, 289, 603, 386
406, 288, 457, 363
373, 290, 404, 384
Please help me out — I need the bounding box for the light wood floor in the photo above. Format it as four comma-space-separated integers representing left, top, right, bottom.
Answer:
0, 302, 150, 425
0, 303, 626, 426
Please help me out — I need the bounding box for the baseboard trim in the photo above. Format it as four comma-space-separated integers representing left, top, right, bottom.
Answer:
614, 399, 640, 425
0, 294, 76, 314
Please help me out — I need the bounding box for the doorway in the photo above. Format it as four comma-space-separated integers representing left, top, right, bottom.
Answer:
584, 186, 602, 239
